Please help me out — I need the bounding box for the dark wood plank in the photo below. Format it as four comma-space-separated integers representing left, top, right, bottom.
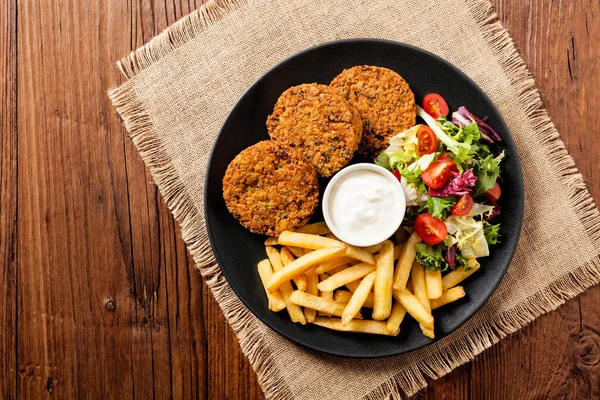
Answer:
421, 1, 600, 398
15, 0, 211, 398
0, 1, 18, 399
8, 0, 600, 399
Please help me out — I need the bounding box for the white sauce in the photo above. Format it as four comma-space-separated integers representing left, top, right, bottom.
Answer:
328, 170, 401, 245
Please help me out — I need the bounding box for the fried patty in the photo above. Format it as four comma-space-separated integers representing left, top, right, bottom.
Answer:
222, 141, 319, 236
330, 66, 416, 158
266, 83, 363, 177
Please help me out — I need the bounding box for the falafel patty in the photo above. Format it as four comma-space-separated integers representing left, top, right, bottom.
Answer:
222, 140, 319, 236
330, 66, 416, 158
266, 83, 363, 177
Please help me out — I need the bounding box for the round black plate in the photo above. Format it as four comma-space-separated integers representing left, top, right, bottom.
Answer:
205, 39, 524, 358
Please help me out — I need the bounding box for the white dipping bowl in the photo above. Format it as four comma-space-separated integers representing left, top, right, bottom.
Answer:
322, 163, 406, 247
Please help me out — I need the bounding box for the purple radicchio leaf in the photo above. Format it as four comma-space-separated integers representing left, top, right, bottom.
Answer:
446, 244, 457, 268
451, 106, 503, 143
428, 169, 478, 197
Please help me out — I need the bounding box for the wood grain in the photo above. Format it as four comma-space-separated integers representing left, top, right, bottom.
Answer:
0, 0, 598, 399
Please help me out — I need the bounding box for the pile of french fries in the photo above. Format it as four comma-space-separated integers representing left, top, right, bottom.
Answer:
258, 222, 480, 337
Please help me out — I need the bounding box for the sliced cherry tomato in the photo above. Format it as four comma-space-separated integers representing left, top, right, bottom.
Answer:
451, 193, 474, 216
392, 169, 402, 181
487, 181, 501, 202
415, 213, 448, 245
421, 161, 451, 189
416, 125, 438, 156
437, 153, 459, 173
423, 93, 449, 119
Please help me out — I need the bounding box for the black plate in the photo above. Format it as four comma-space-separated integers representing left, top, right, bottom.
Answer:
205, 39, 524, 358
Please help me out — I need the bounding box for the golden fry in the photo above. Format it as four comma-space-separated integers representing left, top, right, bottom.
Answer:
359, 243, 383, 254
386, 301, 407, 335
312, 317, 396, 336
257, 260, 286, 312
392, 232, 422, 290
317, 263, 376, 292
286, 246, 307, 258
294, 221, 331, 236
267, 247, 345, 292
430, 286, 466, 310
393, 244, 404, 260
265, 245, 284, 271
280, 247, 308, 291
315, 257, 353, 274
289, 291, 345, 317
278, 231, 343, 250
411, 261, 434, 338
392, 288, 434, 328
425, 269, 443, 299
345, 279, 374, 308
303, 269, 319, 322
342, 271, 376, 325
442, 258, 480, 290
372, 240, 394, 320
333, 290, 353, 303
319, 273, 334, 316
264, 237, 279, 246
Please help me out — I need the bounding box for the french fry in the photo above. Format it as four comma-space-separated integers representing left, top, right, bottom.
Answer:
294, 221, 331, 236
442, 258, 480, 290
286, 246, 307, 258
303, 269, 319, 322
333, 290, 353, 303
360, 243, 383, 254
280, 247, 308, 291
267, 247, 345, 292
257, 260, 286, 312
264, 237, 279, 246
392, 232, 422, 290
392, 288, 434, 328
342, 271, 376, 325
317, 263, 376, 292
264, 247, 306, 324
393, 244, 404, 260
395, 227, 408, 244
345, 280, 374, 308
431, 286, 466, 310
372, 241, 394, 320
315, 257, 353, 274
425, 269, 443, 299
344, 244, 376, 265
319, 274, 334, 316
386, 301, 407, 335
411, 261, 434, 338
278, 231, 344, 250
312, 317, 396, 336
290, 291, 346, 317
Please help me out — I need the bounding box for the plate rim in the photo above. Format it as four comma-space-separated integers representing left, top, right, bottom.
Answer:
204, 38, 524, 358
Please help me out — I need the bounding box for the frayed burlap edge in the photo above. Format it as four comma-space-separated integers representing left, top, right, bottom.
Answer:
107, 0, 600, 399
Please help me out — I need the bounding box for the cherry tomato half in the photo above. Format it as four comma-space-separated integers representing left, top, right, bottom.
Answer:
423, 93, 449, 119
487, 181, 501, 202
438, 153, 459, 173
421, 161, 451, 189
416, 125, 438, 156
415, 213, 448, 245
451, 193, 474, 216
392, 169, 402, 181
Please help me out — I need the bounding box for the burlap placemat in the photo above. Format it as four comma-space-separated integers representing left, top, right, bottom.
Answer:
108, 0, 600, 398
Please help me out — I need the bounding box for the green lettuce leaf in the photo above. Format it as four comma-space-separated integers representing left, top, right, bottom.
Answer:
420, 196, 457, 219
415, 243, 449, 271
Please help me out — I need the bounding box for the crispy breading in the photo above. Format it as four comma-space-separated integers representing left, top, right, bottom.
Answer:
222, 141, 319, 236
330, 66, 416, 158
267, 83, 363, 177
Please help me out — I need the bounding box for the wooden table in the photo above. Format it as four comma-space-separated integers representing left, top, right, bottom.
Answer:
1, 1, 599, 398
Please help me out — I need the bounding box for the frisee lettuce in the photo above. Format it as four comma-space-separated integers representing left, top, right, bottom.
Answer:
483, 222, 501, 245
420, 196, 456, 219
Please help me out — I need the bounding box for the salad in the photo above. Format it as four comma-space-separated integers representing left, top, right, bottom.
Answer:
375, 93, 503, 272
